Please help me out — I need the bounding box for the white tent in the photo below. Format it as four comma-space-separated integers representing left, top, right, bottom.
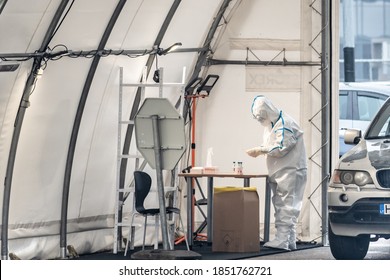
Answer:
0, 0, 339, 260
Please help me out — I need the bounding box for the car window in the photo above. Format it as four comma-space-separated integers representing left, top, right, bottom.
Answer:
339, 93, 348, 119
366, 101, 390, 139
356, 92, 387, 121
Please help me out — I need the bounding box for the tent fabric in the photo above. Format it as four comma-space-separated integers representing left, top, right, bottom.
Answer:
0, 0, 335, 259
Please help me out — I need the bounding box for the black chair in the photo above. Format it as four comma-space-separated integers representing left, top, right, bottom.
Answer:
124, 171, 188, 255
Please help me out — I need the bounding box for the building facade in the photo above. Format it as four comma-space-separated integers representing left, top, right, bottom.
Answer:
340, 0, 390, 81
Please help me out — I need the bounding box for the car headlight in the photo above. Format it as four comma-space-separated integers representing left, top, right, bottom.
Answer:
331, 170, 373, 186
354, 171, 373, 186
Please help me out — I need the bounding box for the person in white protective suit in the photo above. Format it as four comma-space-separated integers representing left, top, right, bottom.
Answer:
246, 95, 307, 250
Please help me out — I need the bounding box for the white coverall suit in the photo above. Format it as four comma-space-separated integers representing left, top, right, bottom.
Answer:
247, 96, 307, 250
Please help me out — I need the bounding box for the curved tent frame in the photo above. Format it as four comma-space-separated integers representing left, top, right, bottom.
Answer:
0, 0, 333, 259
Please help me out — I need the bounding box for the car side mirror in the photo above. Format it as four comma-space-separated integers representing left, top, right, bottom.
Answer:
344, 129, 362, 144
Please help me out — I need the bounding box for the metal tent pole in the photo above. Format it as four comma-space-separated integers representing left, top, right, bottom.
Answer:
321, 0, 331, 246
152, 115, 170, 250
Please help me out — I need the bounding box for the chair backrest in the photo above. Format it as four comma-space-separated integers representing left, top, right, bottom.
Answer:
133, 171, 152, 213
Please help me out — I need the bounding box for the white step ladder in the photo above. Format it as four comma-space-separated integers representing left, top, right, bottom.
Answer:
113, 66, 186, 254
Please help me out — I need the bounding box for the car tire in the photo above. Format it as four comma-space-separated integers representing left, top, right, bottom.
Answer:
328, 223, 370, 260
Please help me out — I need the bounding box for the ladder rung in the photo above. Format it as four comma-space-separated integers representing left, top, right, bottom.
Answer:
117, 220, 172, 227
117, 188, 133, 192
122, 83, 159, 87
119, 154, 143, 159
119, 120, 134, 125
116, 222, 131, 227
121, 83, 184, 87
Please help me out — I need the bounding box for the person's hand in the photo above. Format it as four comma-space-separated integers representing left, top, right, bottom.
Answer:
246, 147, 263, 157
259, 146, 269, 153
246, 146, 269, 157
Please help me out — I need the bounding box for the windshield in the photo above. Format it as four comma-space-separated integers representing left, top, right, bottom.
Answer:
365, 99, 390, 139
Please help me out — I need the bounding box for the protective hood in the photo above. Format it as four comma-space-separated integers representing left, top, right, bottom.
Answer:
251, 95, 281, 126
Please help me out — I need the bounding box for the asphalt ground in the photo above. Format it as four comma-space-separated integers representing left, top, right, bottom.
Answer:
249, 238, 390, 260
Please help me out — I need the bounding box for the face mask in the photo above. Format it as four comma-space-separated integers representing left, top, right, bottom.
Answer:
254, 110, 268, 125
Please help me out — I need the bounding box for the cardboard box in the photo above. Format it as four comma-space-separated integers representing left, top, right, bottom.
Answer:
212, 186, 260, 252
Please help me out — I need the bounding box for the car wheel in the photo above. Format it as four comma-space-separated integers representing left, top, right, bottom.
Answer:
328, 223, 370, 260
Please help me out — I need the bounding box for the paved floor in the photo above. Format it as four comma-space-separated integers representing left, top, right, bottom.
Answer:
249, 238, 390, 260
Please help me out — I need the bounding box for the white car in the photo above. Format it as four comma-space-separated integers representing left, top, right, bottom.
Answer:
328, 97, 390, 259
339, 82, 390, 157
